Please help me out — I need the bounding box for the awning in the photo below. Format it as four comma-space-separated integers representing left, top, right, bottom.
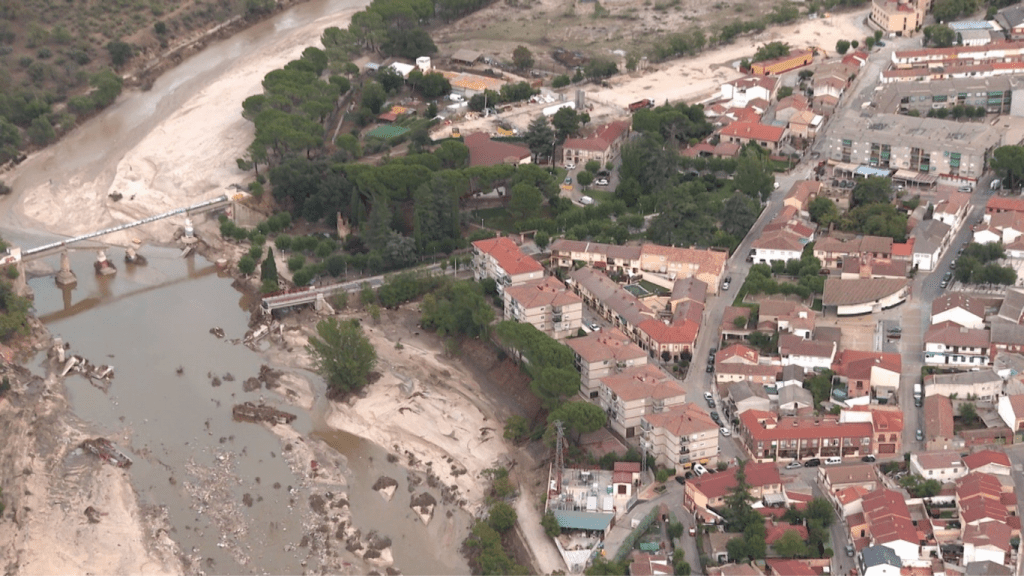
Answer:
855, 165, 892, 178
893, 169, 939, 185
829, 161, 860, 174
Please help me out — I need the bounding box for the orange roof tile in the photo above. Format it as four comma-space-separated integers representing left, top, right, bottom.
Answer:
719, 121, 786, 143
472, 237, 543, 276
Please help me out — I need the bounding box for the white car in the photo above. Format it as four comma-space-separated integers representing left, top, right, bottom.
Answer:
719, 427, 731, 437
785, 461, 802, 470
564, 162, 576, 170
693, 463, 709, 477
595, 178, 609, 186
703, 392, 713, 402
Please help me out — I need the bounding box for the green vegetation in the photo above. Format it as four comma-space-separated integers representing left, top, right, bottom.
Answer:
991, 145, 1024, 191
306, 318, 378, 395
722, 460, 768, 563
752, 41, 789, 63
803, 369, 835, 410
955, 243, 1017, 285
899, 474, 942, 497
923, 24, 956, 48
780, 497, 836, 555
0, 278, 30, 342
464, 467, 529, 575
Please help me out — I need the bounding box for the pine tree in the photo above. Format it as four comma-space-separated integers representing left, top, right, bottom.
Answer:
261, 247, 278, 283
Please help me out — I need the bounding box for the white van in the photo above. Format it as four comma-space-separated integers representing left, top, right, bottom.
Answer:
913, 382, 923, 399
693, 463, 709, 477
824, 456, 842, 465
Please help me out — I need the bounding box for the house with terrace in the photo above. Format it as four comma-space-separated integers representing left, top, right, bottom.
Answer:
924, 321, 991, 368
831, 350, 902, 404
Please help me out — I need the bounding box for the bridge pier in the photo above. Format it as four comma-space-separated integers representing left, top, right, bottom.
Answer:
55, 250, 77, 287
94, 250, 116, 276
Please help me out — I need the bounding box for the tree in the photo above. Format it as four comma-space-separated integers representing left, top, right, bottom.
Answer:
924, 24, 956, 47
585, 159, 602, 174
735, 150, 774, 201
524, 115, 555, 163
577, 170, 593, 189
773, 529, 809, 558
808, 196, 839, 227
531, 366, 582, 410
549, 402, 606, 443
0, 118, 21, 164
488, 502, 517, 533
991, 145, 1024, 191
752, 41, 790, 63
306, 318, 378, 394
504, 415, 529, 442
722, 192, 760, 238
377, 65, 405, 93
865, 36, 875, 49
733, 315, 747, 329
851, 39, 859, 49
541, 512, 560, 538
27, 115, 55, 146
106, 40, 133, 67
509, 182, 543, 219
534, 231, 550, 250
959, 401, 978, 424
584, 57, 618, 81
261, 247, 278, 283
835, 40, 851, 55
777, 86, 794, 99
361, 80, 387, 114
238, 254, 256, 275
552, 74, 571, 88
851, 176, 892, 206
551, 107, 582, 144
512, 45, 534, 71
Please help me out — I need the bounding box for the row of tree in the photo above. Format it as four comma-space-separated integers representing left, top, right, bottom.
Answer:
954, 242, 1017, 285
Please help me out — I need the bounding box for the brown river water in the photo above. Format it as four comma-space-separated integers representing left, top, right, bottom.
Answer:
0, 0, 472, 572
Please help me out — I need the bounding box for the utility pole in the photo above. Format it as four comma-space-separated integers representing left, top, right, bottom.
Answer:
554, 420, 565, 493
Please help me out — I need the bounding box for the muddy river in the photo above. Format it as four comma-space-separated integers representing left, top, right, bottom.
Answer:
0, 0, 474, 572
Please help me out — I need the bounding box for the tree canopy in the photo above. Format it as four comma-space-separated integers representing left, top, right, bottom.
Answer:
306, 318, 378, 394
991, 146, 1024, 191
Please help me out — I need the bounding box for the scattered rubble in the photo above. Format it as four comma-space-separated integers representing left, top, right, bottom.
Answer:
209, 327, 225, 338
231, 402, 296, 425
242, 377, 261, 392
84, 506, 103, 523
80, 438, 133, 468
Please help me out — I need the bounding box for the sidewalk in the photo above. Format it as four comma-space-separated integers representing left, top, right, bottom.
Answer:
515, 487, 567, 574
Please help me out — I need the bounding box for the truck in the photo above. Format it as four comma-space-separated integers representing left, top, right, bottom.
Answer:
628, 98, 654, 113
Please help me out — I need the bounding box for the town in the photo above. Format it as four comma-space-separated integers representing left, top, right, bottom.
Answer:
6, 0, 1024, 574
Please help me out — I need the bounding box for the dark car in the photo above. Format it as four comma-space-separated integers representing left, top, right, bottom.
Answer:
710, 411, 721, 423
861, 455, 876, 463
674, 475, 686, 485
707, 399, 716, 409
804, 458, 821, 467
706, 364, 714, 373
915, 396, 923, 408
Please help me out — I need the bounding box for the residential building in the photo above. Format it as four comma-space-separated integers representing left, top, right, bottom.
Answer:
911, 219, 952, 271
821, 278, 909, 316
566, 328, 648, 400
777, 364, 805, 388
990, 288, 1024, 355
819, 463, 881, 494
683, 462, 782, 519
719, 76, 779, 108
503, 276, 583, 340
870, 0, 929, 37
858, 545, 902, 576
860, 489, 920, 565
874, 76, 1017, 116
996, 394, 1024, 435
668, 277, 708, 313
464, 132, 532, 167
839, 257, 907, 280
778, 385, 812, 415
562, 120, 631, 167
599, 364, 687, 438
984, 196, 1024, 220
925, 370, 1002, 402
831, 350, 902, 402
923, 394, 958, 451
787, 110, 823, 140
846, 407, 904, 456
963, 523, 1013, 566
931, 293, 987, 329
933, 192, 971, 228
814, 235, 894, 269
566, 267, 656, 343
629, 552, 673, 576
749, 50, 813, 76
783, 180, 822, 215
737, 411, 874, 462
715, 344, 780, 386
641, 402, 719, 469
974, 211, 1024, 244
775, 94, 811, 123
725, 380, 771, 415
548, 240, 728, 292
909, 451, 967, 483
638, 315, 700, 363
994, 5, 1024, 40
955, 471, 1017, 530
890, 40, 1024, 67
825, 111, 1001, 183
718, 122, 787, 153
962, 450, 1012, 476
471, 237, 544, 295
750, 230, 807, 264
965, 560, 1013, 576
779, 333, 837, 371
924, 321, 992, 367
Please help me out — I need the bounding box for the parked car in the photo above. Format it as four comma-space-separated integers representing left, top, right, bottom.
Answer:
710, 411, 721, 423
916, 429, 924, 441
564, 162, 575, 170
564, 176, 573, 185
722, 279, 730, 291
693, 463, 709, 476
720, 426, 731, 437
706, 364, 713, 373
915, 396, 923, 408
587, 320, 600, 331
876, 40, 886, 46
958, 186, 972, 193
846, 544, 856, 557
785, 460, 803, 470
688, 527, 696, 536
595, 178, 609, 186
707, 399, 716, 409
710, 346, 717, 355
861, 455, 876, 463
804, 458, 821, 467
704, 391, 713, 401
674, 476, 686, 485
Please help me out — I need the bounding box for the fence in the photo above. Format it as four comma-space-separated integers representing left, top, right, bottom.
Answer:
612, 506, 661, 564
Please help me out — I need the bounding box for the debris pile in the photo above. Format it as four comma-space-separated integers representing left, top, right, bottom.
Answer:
372, 476, 398, 502
231, 402, 296, 425
409, 492, 436, 525
80, 438, 132, 468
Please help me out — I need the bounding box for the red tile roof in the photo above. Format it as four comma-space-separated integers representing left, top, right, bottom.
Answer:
472, 237, 544, 276
931, 293, 987, 320
986, 196, 1024, 214
957, 471, 1010, 524
601, 365, 686, 402
719, 121, 786, 143
765, 522, 808, 545
831, 350, 902, 380
567, 328, 647, 364
923, 395, 955, 439
644, 403, 719, 437
717, 344, 760, 364
962, 450, 1012, 470
739, 411, 872, 442
765, 559, 817, 576
688, 462, 782, 500
963, 522, 1012, 553
612, 471, 633, 483
638, 317, 699, 345
615, 461, 642, 473
504, 276, 582, 309
563, 120, 631, 153
862, 489, 918, 545
924, 320, 991, 349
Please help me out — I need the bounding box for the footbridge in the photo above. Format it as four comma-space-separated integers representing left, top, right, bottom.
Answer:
21, 194, 236, 260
